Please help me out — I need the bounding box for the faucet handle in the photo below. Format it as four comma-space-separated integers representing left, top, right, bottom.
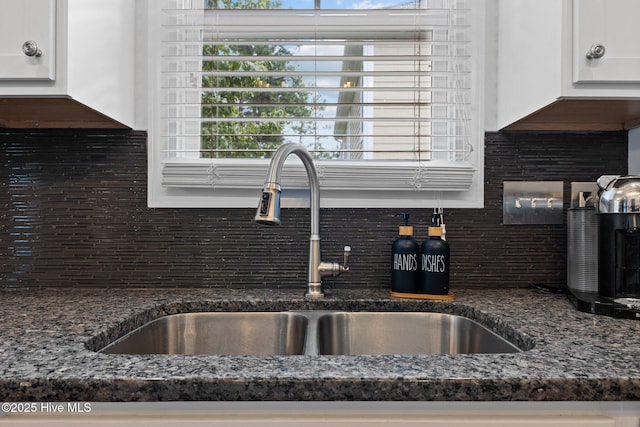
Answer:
343, 245, 351, 271
318, 246, 352, 279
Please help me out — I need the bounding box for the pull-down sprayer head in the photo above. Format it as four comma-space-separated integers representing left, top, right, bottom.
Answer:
255, 182, 281, 225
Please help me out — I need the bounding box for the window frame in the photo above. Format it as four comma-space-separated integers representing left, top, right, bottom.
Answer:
146, 0, 485, 209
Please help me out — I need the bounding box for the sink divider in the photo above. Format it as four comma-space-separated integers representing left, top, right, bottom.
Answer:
296, 310, 344, 356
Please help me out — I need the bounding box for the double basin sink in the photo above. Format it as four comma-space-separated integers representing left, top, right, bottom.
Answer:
99, 311, 522, 356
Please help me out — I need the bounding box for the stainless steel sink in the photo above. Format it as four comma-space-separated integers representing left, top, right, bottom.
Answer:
100, 312, 308, 355
98, 311, 523, 356
316, 312, 521, 355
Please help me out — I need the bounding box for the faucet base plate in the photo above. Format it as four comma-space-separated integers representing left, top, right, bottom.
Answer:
305, 283, 324, 299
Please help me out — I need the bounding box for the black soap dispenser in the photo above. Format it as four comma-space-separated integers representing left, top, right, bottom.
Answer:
391, 213, 419, 293
420, 210, 450, 295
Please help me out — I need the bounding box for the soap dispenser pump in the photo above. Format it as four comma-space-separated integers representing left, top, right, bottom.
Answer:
391, 213, 420, 293
431, 208, 446, 240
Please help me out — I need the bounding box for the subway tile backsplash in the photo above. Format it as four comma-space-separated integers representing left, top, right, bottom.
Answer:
0, 129, 628, 290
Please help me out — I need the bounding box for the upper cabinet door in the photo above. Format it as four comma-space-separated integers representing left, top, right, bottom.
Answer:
0, 0, 55, 80
573, 0, 640, 83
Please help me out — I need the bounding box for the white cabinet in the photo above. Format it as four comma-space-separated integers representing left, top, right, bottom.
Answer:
495, 0, 640, 131
573, 0, 640, 84
0, 0, 135, 128
0, 402, 637, 426
0, 0, 56, 80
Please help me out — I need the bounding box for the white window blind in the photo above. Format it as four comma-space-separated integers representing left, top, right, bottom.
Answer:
148, 0, 484, 208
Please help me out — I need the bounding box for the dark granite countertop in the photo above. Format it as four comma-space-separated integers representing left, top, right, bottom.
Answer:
1, 287, 639, 402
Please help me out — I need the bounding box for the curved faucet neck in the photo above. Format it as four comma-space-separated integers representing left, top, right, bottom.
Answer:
265, 143, 320, 236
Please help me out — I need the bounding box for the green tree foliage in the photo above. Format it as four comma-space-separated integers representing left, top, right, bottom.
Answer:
201, 0, 322, 158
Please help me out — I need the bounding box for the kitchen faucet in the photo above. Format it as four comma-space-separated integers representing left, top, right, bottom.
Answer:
254, 143, 351, 298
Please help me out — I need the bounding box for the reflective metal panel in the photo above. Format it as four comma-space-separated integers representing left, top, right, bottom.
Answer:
503, 181, 564, 225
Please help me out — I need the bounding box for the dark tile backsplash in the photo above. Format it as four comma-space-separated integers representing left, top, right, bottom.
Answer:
0, 129, 628, 289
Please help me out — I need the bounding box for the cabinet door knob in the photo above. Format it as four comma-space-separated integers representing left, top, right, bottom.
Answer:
22, 40, 42, 58
586, 43, 605, 60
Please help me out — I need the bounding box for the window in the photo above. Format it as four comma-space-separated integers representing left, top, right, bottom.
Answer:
147, 0, 484, 208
